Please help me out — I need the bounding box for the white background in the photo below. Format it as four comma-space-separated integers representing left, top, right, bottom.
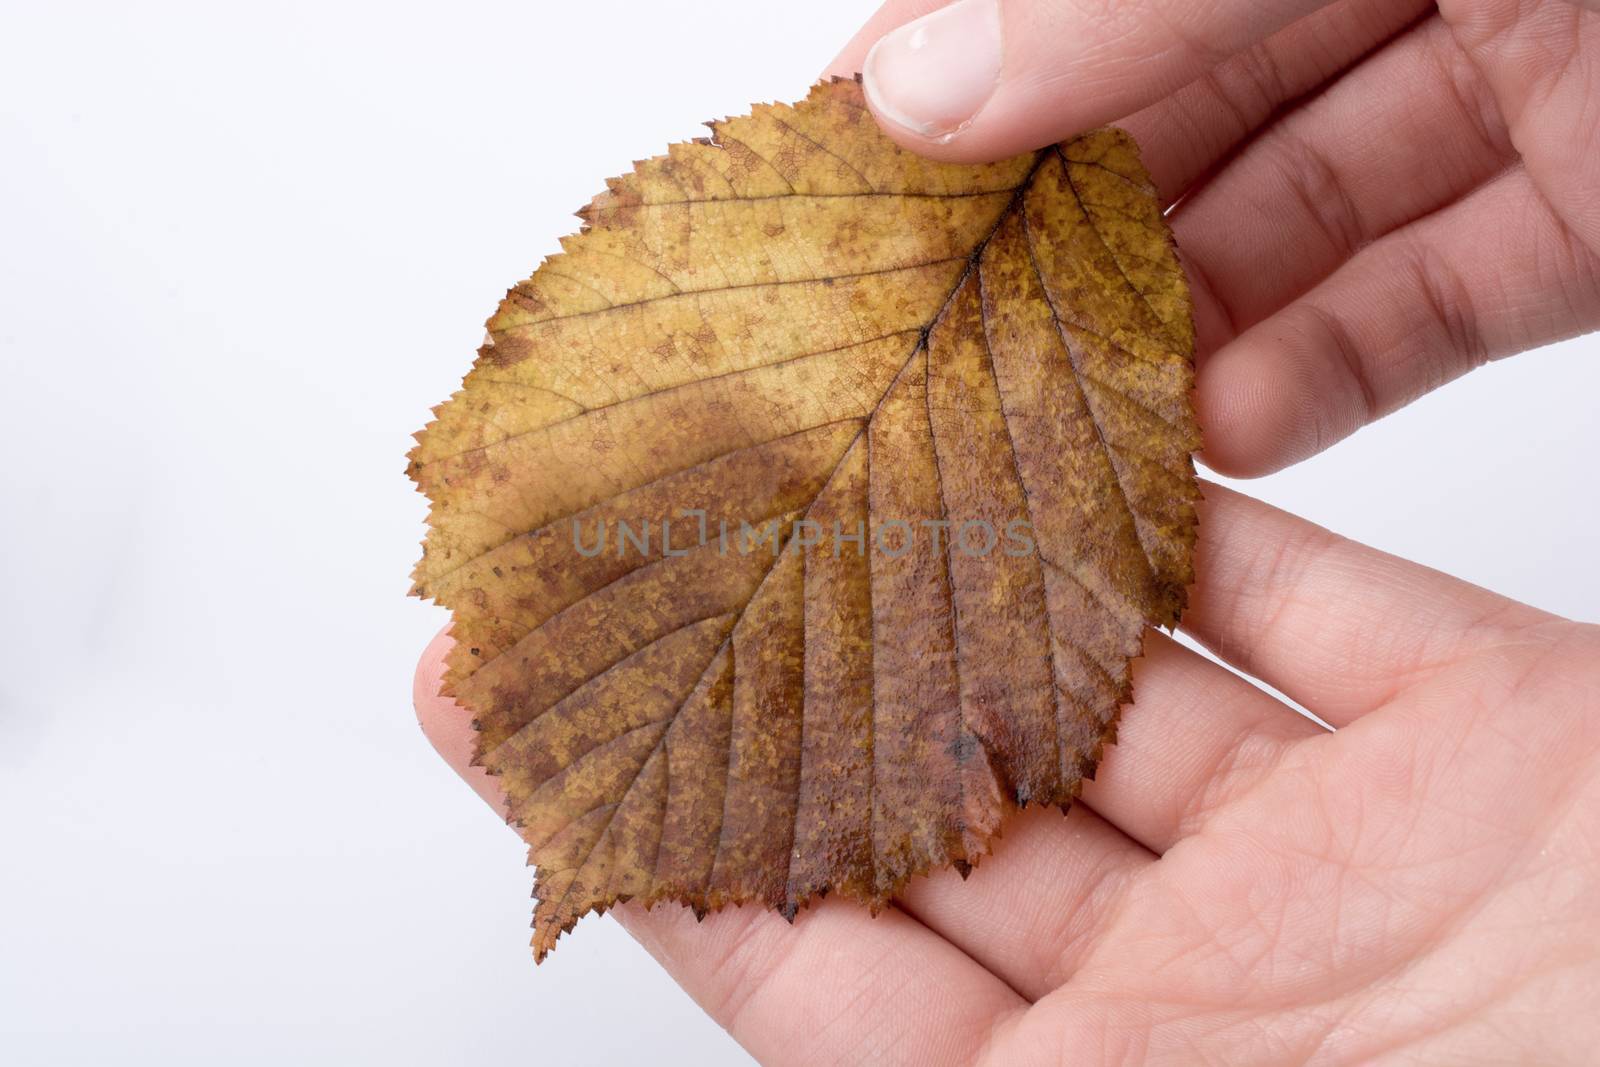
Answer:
1, 1, 1595, 1064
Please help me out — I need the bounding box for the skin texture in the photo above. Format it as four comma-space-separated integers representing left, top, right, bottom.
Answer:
414, 0, 1600, 1059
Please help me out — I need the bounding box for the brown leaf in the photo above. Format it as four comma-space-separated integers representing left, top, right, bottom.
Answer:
408, 77, 1200, 960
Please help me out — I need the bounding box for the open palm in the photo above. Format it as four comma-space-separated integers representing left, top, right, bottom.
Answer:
418, 486, 1600, 1064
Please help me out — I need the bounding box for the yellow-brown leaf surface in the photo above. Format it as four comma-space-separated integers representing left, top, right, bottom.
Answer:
409, 78, 1200, 960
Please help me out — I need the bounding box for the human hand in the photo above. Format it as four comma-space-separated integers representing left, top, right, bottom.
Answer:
416, 485, 1600, 1065
825, 0, 1600, 475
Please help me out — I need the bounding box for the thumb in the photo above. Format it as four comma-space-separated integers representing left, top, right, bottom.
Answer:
855, 0, 1334, 161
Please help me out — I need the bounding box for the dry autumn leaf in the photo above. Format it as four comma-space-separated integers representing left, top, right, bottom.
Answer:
409, 77, 1200, 960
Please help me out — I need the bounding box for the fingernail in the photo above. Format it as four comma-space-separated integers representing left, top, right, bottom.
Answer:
863, 0, 1003, 141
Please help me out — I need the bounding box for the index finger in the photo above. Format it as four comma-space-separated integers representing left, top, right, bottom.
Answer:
1180, 484, 1558, 726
